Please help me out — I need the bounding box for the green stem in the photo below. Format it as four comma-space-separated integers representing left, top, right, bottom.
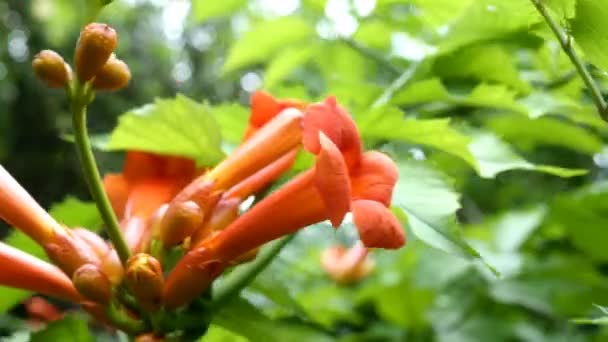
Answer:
530, 0, 608, 121
210, 234, 296, 309
372, 61, 420, 108
340, 37, 401, 76
71, 90, 131, 265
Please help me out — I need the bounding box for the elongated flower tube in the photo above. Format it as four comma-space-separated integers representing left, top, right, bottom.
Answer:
163, 98, 406, 308
0, 242, 81, 302
0, 165, 61, 244
190, 149, 298, 247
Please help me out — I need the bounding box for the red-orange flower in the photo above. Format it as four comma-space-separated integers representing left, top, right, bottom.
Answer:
163, 96, 405, 308
103, 151, 197, 252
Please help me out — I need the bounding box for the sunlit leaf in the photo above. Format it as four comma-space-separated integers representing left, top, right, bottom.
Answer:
358, 106, 476, 167
264, 45, 319, 88
468, 132, 587, 178
223, 17, 315, 74
393, 160, 496, 273
107, 95, 224, 166
191, 0, 246, 24
571, 0, 608, 71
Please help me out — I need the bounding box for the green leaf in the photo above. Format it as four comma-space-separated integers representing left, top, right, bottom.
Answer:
438, 0, 539, 53
191, 0, 246, 24
201, 325, 249, 342
393, 160, 495, 273
468, 132, 588, 178
353, 20, 393, 50
107, 95, 224, 166
223, 17, 315, 74
265, 45, 319, 88
546, 0, 576, 19
358, 106, 476, 167
485, 114, 603, 154
210, 103, 249, 145
213, 298, 333, 342
390, 78, 451, 106
30, 315, 93, 342
571, 0, 608, 71
412, 0, 474, 27
434, 45, 531, 93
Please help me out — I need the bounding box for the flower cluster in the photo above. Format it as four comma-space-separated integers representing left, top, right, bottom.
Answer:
0, 21, 405, 338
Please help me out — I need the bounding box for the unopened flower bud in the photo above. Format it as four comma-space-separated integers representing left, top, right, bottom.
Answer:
44, 228, 101, 277
32, 50, 71, 88
72, 264, 112, 304
159, 201, 204, 247
100, 248, 124, 284
92, 55, 131, 91
125, 253, 163, 310
75, 23, 117, 82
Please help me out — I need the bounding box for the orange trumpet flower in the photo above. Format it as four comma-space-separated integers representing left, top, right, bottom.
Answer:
243, 90, 306, 140
163, 97, 405, 308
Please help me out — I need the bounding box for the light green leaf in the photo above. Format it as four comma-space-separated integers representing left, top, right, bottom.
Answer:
461, 84, 526, 113
390, 78, 451, 106
353, 20, 393, 50
358, 106, 476, 167
468, 132, 588, 178
201, 325, 249, 342
213, 298, 333, 342
264, 45, 319, 88
546, 0, 576, 19
492, 206, 546, 253
223, 17, 315, 74
485, 114, 603, 154
412, 0, 474, 27
572, 0, 608, 71
107, 95, 224, 166
30, 315, 93, 342
439, 0, 539, 53
191, 0, 246, 24
393, 160, 495, 273
211, 103, 249, 145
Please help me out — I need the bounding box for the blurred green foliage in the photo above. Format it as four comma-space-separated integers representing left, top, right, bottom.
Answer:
2, 0, 608, 340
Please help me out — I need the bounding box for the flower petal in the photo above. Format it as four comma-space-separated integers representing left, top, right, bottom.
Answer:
351, 151, 399, 207
303, 97, 362, 168
103, 173, 129, 219
352, 199, 405, 249
314, 133, 351, 228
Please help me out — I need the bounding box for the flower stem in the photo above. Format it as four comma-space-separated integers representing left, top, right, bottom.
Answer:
71, 88, 131, 265
372, 61, 421, 108
530, 0, 608, 121
210, 234, 296, 309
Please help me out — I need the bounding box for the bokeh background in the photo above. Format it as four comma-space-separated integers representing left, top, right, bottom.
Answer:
2, 0, 608, 341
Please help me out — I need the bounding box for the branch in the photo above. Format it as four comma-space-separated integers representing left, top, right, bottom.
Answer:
530, 0, 608, 121
372, 61, 420, 108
